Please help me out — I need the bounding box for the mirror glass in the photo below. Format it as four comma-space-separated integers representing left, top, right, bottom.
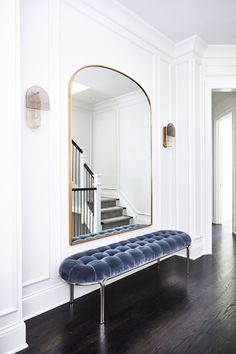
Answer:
69, 66, 152, 245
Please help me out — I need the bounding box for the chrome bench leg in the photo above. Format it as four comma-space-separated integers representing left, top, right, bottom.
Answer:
157, 258, 160, 272
100, 281, 105, 324
70, 283, 74, 304
186, 247, 190, 276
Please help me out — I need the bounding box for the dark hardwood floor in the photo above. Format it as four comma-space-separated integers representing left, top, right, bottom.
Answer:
20, 223, 236, 354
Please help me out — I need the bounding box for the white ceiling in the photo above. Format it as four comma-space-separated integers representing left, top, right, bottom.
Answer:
73, 66, 140, 104
116, 0, 236, 44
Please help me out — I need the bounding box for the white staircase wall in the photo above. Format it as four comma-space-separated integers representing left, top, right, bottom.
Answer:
119, 91, 151, 222
93, 91, 151, 222
72, 101, 93, 166
93, 108, 117, 192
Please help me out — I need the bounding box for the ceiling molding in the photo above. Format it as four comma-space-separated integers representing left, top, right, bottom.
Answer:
175, 35, 208, 59
77, 0, 175, 56
204, 45, 236, 58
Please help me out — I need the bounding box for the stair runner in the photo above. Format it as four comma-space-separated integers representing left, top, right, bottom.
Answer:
101, 197, 132, 230
72, 224, 144, 242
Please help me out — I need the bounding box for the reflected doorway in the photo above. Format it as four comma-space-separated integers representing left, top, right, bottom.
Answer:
212, 90, 236, 235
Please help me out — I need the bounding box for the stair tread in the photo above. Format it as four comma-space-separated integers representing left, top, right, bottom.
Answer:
101, 216, 132, 224
101, 197, 119, 202
101, 206, 123, 212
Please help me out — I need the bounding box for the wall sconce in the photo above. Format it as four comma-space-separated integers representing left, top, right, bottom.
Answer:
25, 86, 49, 129
163, 123, 175, 148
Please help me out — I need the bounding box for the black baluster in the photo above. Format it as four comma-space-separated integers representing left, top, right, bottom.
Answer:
80, 190, 82, 235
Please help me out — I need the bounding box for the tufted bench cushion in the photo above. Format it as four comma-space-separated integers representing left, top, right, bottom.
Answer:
59, 230, 191, 285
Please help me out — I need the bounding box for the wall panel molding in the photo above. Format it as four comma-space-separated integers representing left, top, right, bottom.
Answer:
0, 0, 27, 352
174, 45, 205, 257
0, 307, 17, 318
22, 275, 50, 288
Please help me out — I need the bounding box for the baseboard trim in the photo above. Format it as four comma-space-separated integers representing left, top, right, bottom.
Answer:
23, 280, 99, 320
0, 321, 28, 354
176, 237, 205, 260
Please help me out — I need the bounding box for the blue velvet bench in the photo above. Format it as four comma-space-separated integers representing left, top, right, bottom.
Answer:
59, 230, 191, 324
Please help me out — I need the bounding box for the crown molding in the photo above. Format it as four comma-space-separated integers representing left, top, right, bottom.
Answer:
65, 0, 175, 56
175, 35, 208, 59
204, 45, 236, 58
93, 89, 146, 112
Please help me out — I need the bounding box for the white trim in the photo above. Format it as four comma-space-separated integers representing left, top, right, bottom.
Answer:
48, 0, 64, 291
0, 1, 27, 352
73, 100, 93, 111
175, 35, 208, 58
22, 275, 50, 288
93, 90, 147, 112
213, 110, 233, 224
23, 282, 71, 320
177, 237, 204, 260
0, 322, 28, 354
205, 45, 236, 58
63, 0, 174, 57
0, 307, 17, 317
118, 190, 151, 224
101, 187, 118, 198
213, 116, 221, 224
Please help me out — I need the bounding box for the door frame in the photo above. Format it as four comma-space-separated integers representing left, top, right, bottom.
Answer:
213, 111, 233, 225
204, 79, 236, 254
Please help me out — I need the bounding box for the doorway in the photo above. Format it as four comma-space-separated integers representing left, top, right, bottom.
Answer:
212, 91, 236, 235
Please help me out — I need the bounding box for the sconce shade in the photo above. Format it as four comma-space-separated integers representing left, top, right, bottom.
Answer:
26, 86, 49, 111
166, 123, 175, 137
163, 123, 175, 148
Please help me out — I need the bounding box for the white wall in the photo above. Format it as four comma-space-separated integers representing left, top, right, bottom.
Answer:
119, 91, 151, 222
93, 106, 117, 189
0, 1, 27, 353
20, 0, 175, 322
93, 90, 151, 222
173, 36, 208, 259
1, 1, 235, 352
15, 0, 236, 331
2, 3, 235, 353
203, 46, 236, 253
72, 100, 92, 165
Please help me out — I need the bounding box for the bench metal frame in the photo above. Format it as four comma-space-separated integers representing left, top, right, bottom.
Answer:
68, 246, 190, 324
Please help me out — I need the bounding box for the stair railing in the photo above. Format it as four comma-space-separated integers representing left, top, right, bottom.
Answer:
72, 140, 101, 237
84, 163, 101, 233
72, 140, 83, 187
72, 187, 96, 237
84, 163, 94, 187
93, 174, 101, 233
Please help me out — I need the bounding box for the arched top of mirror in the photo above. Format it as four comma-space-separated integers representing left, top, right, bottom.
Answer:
69, 65, 152, 245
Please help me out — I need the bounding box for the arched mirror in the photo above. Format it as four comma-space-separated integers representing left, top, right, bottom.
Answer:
69, 65, 152, 245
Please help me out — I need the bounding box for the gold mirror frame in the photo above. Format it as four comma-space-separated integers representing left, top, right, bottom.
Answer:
68, 65, 153, 245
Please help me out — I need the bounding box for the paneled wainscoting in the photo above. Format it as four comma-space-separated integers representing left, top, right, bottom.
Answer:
20, 224, 236, 354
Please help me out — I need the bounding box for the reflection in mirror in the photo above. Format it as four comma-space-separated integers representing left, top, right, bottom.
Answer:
69, 66, 152, 245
